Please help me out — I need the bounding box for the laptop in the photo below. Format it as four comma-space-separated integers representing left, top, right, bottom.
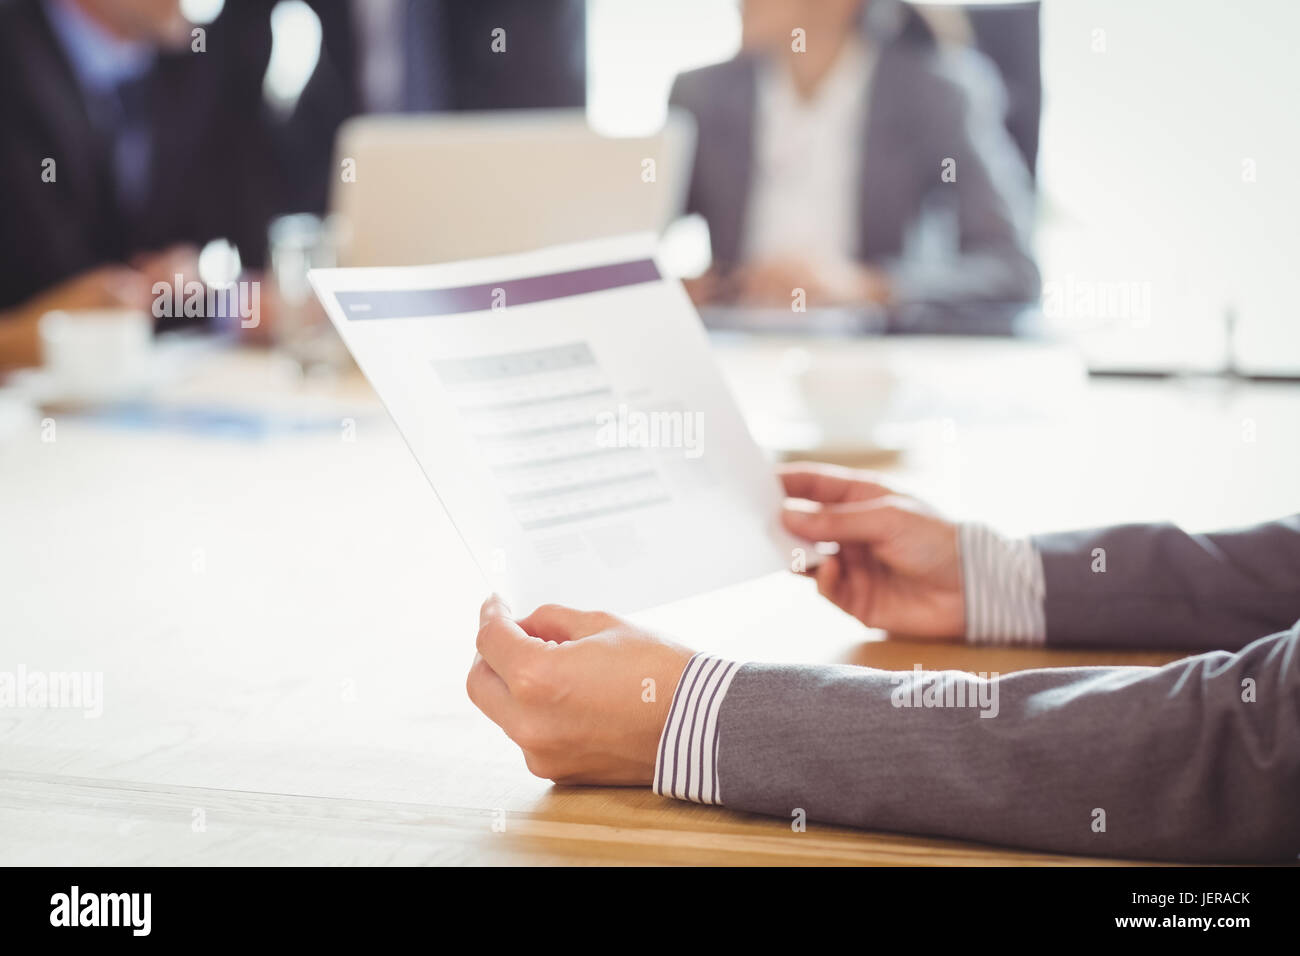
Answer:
328, 108, 696, 267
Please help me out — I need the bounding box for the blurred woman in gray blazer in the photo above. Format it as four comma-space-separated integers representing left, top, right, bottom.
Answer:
671, 0, 1040, 311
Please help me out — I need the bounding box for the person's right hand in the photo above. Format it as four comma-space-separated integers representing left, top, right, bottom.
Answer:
130, 243, 200, 292
779, 462, 965, 640
26, 265, 153, 315
733, 257, 832, 306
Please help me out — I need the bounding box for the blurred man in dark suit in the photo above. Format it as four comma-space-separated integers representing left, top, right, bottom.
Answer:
0, 0, 291, 366
672, 0, 1039, 312
0, 0, 588, 368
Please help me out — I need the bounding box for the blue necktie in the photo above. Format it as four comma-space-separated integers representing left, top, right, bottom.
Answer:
403, 0, 449, 111
109, 72, 153, 218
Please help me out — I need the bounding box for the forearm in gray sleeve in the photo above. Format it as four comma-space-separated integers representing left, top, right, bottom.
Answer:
1034, 517, 1300, 651
715, 624, 1300, 862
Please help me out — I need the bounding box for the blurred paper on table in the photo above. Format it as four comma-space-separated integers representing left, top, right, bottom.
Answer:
310, 235, 799, 613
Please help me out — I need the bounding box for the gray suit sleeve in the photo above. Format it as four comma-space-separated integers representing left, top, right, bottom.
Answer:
716, 625, 1300, 861
883, 52, 1041, 306
1034, 517, 1300, 651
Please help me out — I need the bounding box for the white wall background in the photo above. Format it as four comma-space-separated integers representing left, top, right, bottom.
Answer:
1037, 0, 1300, 372
587, 0, 1300, 371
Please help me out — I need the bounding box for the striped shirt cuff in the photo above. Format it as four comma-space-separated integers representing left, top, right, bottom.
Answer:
959, 522, 1046, 645
652, 653, 741, 805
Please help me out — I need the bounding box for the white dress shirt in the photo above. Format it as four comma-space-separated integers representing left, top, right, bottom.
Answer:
741, 39, 875, 266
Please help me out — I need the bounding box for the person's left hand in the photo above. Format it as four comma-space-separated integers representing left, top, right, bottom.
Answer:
732, 256, 892, 308
466, 596, 695, 786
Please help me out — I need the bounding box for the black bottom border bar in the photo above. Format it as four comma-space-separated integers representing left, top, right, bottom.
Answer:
0, 864, 1292, 942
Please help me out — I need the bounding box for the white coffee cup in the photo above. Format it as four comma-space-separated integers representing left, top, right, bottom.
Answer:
38, 308, 153, 403
795, 350, 898, 445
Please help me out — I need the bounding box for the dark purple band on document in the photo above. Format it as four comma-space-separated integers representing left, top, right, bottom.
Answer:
334, 258, 660, 320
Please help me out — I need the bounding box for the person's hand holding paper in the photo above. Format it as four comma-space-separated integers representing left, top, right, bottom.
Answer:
467, 595, 694, 786
779, 463, 966, 640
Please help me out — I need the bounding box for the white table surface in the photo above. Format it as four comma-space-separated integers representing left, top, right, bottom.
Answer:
1, 336, 1295, 865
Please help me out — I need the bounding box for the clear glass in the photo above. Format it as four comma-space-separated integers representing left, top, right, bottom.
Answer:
267, 213, 350, 375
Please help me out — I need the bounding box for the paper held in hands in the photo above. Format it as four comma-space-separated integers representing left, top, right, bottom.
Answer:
309, 235, 801, 613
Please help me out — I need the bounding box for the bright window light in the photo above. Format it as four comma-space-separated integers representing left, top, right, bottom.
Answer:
586, 0, 741, 137
180, 0, 224, 25
264, 0, 322, 111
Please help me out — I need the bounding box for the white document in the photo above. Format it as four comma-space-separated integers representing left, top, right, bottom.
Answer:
310, 235, 799, 613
